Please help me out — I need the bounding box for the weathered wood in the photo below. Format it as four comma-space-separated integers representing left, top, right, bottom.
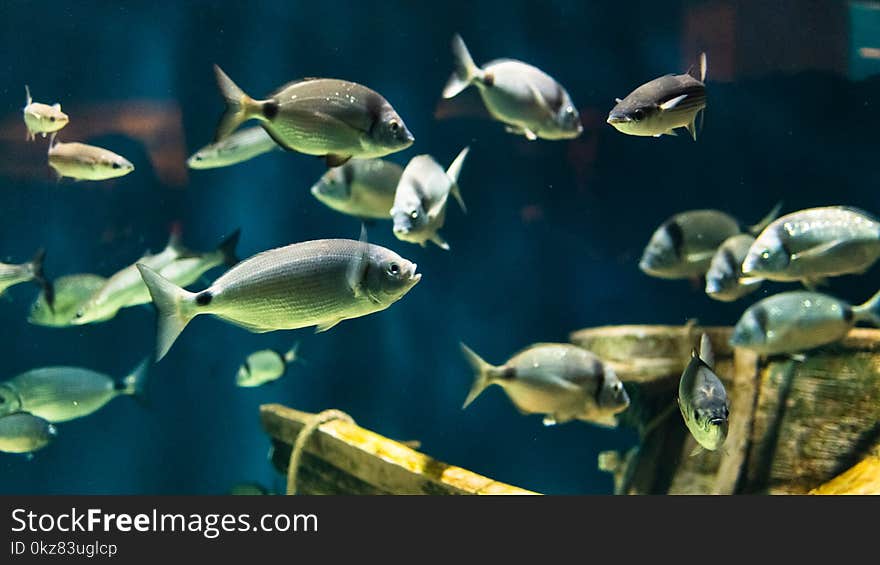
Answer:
575, 324, 880, 494
569, 325, 733, 383
260, 404, 538, 495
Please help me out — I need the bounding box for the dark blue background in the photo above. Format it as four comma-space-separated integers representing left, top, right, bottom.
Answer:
0, 0, 878, 494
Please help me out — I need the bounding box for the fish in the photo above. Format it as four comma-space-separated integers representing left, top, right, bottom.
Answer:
640, 203, 781, 280
705, 234, 763, 302
729, 289, 880, 355
137, 228, 422, 361
213, 65, 414, 167
22, 85, 68, 141
187, 126, 280, 169
390, 147, 469, 250
0, 248, 53, 307
742, 206, 880, 287
460, 342, 630, 427
71, 229, 189, 325
155, 229, 241, 291
310, 159, 403, 220
47, 136, 134, 181
607, 52, 707, 140
0, 359, 149, 423
236, 342, 300, 388
28, 273, 108, 327
678, 334, 730, 453
442, 34, 582, 141
0, 413, 57, 454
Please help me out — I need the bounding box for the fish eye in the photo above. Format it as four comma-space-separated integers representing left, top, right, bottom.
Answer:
389, 120, 399, 132
112, 162, 121, 169
410, 210, 419, 220
632, 108, 645, 121
761, 250, 770, 260
565, 106, 574, 116
387, 262, 400, 275
49, 116, 56, 122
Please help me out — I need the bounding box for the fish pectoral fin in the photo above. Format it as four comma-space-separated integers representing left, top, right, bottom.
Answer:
325, 154, 352, 168
526, 81, 555, 120
801, 277, 828, 291
689, 445, 704, 457
346, 224, 370, 297
659, 94, 689, 111
429, 233, 450, 250
791, 240, 855, 263
523, 128, 538, 141
315, 319, 343, 333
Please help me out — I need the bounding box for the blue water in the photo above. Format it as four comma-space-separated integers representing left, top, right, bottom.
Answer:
1, 0, 878, 494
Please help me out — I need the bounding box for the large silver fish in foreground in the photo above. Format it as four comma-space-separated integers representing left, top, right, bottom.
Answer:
311, 159, 403, 220
730, 290, 880, 355
187, 126, 280, 169
0, 413, 57, 454
213, 66, 414, 167
678, 334, 729, 454
0, 248, 52, 306
0, 359, 149, 423
742, 206, 880, 287
138, 230, 421, 361
442, 34, 582, 141
608, 53, 707, 140
460, 342, 630, 427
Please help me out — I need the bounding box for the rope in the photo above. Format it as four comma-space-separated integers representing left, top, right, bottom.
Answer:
286, 409, 355, 495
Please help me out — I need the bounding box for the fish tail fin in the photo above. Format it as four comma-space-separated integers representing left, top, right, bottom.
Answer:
283, 341, 300, 363
443, 34, 481, 99
747, 201, 784, 235
460, 343, 496, 409
24, 85, 32, 106
445, 146, 469, 213
118, 357, 151, 402
698, 333, 715, 368
28, 248, 54, 311
137, 264, 200, 361
854, 289, 880, 326
213, 64, 261, 141
217, 228, 241, 267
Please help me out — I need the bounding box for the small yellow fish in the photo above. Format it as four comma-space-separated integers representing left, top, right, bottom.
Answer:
48, 137, 134, 181
23, 86, 68, 141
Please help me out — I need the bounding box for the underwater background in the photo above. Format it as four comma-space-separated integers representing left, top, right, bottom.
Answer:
1, 0, 880, 494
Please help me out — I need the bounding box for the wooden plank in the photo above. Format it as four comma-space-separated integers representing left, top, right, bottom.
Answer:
712, 347, 760, 494
261, 404, 538, 495
809, 449, 880, 494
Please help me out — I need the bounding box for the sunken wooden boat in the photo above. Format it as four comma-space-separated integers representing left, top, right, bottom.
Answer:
573, 325, 880, 494
261, 404, 538, 495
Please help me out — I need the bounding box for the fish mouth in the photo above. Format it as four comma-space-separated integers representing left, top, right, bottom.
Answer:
606, 114, 631, 125
704, 279, 721, 294
709, 417, 726, 426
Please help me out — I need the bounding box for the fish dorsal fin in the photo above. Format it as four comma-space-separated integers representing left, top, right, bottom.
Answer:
25, 85, 32, 106
699, 333, 715, 369
614, 97, 623, 104
526, 82, 555, 120
747, 201, 784, 235
268, 77, 324, 98
345, 224, 370, 298
445, 146, 469, 214
699, 52, 708, 82
52, 103, 61, 110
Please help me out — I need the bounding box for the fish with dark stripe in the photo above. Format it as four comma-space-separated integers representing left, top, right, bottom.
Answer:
607, 53, 707, 140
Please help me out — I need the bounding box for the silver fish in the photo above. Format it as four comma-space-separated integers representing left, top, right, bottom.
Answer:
391, 147, 469, 250
23, 85, 68, 141
461, 342, 630, 427
678, 334, 729, 453
608, 53, 707, 140
730, 290, 880, 355
72, 230, 188, 325
0, 413, 57, 454
0, 359, 149, 423
0, 248, 52, 306
28, 273, 108, 327
236, 342, 299, 388
213, 66, 414, 168
138, 229, 421, 361
311, 159, 403, 220
48, 137, 134, 181
742, 206, 880, 287
442, 34, 582, 141
187, 126, 280, 169
155, 229, 240, 291
640, 203, 781, 280
705, 234, 763, 302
